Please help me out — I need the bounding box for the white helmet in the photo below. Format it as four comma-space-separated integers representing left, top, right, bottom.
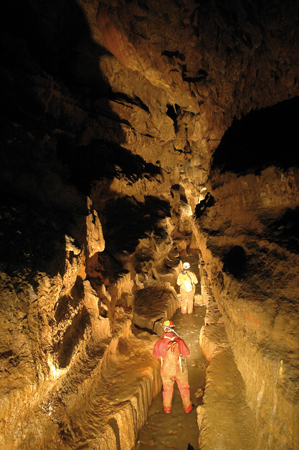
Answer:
183, 262, 190, 270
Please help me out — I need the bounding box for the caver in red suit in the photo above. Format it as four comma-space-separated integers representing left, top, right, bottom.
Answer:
153, 320, 193, 414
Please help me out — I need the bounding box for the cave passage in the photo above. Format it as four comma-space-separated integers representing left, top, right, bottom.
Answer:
135, 256, 206, 450
1, 0, 299, 449
136, 305, 206, 450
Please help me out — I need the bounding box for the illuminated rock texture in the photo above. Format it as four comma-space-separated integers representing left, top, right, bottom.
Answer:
1, 0, 299, 449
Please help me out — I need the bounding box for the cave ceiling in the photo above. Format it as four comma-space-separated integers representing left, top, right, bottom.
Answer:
2, 0, 299, 205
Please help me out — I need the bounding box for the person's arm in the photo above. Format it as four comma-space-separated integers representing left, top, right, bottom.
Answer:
192, 272, 198, 284
153, 338, 168, 358
153, 340, 161, 358
177, 273, 183, 286
177, 338, 190, 357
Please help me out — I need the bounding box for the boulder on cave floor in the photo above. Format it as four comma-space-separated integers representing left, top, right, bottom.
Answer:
133, 282, 180, 336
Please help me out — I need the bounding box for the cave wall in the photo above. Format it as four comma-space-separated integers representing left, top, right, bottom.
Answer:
194, 163, 299, 449
193, 96, 299, 449
1, 0, 299, 448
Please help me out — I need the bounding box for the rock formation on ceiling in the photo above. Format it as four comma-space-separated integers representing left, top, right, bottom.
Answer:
1, 0, 299, 448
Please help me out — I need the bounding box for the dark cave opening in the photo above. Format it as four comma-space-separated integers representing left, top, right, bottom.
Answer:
194, 193, 215, 219
222, 246, 247, 279
166, 104, 180, 131
266, 206, 299, 254
103, 196, 171, 255
212, 96, 299, 174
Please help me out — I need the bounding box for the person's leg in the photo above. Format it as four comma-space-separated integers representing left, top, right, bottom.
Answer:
187, 288, 195, 314
181, 290, 187, 314
161, 374, 175, 413
176, 365, 193, 413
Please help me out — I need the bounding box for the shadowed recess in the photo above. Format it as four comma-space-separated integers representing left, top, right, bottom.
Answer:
103, 196, 171, 254
1, 0, 110, 94
223, 246, 247, 279
265, 207, 299, 254
194, 193, 215, 219
108, 418, 121, 450
55, 277, 84, 324
56, 305, 91, 368
57, 140, 161, 195
0, 195, 67, 278
212, 96, 299, 174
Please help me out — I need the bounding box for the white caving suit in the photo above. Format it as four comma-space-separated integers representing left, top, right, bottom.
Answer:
177, 269, 198, 314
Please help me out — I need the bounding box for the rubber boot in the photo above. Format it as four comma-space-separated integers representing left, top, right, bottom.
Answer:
183, 396, 193, 413
184, 403, 193, 413
163, 391, 172, 414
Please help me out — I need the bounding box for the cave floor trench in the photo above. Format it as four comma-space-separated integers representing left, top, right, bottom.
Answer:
135, 305, 207, 450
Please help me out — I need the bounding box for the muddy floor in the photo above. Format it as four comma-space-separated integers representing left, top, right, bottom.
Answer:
135, 305, 207, 450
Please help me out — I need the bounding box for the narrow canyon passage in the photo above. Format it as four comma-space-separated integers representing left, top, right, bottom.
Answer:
1, 1, 299, 449
136, 305, 206, 450
134, 254, 206, 450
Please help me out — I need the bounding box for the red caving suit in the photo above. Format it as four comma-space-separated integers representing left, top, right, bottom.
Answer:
153, 331, 192, 412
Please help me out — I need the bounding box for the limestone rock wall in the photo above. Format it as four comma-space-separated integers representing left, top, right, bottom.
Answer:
194, 164, 299, 449
0, 196, 181, 448
0, 2, 184, 445
198, 290, 258, 450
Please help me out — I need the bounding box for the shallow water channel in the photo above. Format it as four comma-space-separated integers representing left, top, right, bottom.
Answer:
135, 305, 207, 450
